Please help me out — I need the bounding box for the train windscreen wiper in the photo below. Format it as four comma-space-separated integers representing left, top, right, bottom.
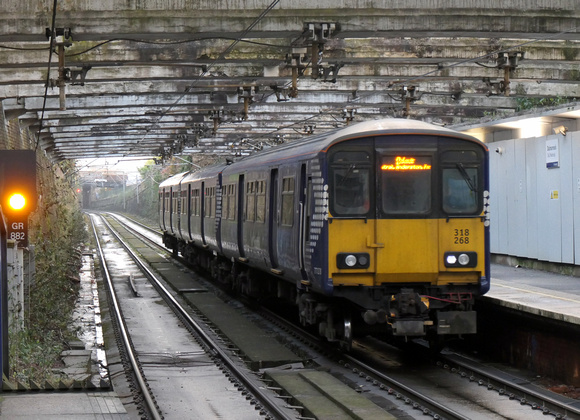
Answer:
456, 163, 476, 192
339, 164, 356, 185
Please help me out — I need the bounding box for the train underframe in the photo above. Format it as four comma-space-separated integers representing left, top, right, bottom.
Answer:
166, 234, 478, 350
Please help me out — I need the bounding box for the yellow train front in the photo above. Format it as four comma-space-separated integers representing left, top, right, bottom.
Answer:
300, 119, 490, 348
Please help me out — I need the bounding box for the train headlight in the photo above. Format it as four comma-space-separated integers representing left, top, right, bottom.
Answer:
458, 253, 470, 266
337, 253, 370, 269
446, 254, 457, 265
444, 252, 477, 268
345, 254, 357, 267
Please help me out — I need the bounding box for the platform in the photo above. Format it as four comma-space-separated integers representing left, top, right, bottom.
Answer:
0, 391, 129, 419
485, 263, 580, 325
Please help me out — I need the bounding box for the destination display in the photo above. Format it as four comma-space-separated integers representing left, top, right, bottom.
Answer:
381, 156, 432, 171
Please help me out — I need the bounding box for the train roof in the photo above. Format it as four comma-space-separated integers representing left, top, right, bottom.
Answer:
159, 118, 487, 186
158, 162, 229, 188
181, 163, 228, 183
159, 171, 189, 188
224, 117, 486, 171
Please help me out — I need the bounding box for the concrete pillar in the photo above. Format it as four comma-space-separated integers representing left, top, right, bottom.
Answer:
6, 241, 24, 332
0, 101, 8, 149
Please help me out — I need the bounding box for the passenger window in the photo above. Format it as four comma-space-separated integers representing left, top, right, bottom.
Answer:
173, 191, 179, 214
246, 182, 255, 222
256, 180, 266, 223
330, 151, 371, 216
281, 177, 295, 226
181, 191, 187, 215
205, 187, 215, 218
381, 155, 432, 214
225, 184, 236, 220
191, 189, 200, 216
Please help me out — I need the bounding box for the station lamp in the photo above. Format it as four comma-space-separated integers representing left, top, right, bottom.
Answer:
0, 150, 37, 247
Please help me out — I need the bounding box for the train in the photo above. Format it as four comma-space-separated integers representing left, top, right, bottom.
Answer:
159, 118, 490, 349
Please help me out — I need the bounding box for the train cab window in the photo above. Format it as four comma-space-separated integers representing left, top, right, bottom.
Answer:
441, 151, 480, 214
330, 151, 371, 216
281, 177, 295, 226
380, 155, 432, 215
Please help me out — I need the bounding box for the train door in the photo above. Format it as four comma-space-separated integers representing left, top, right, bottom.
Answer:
159, 188, 165, 230
237, 175, 245, 259
375, 147, 439, 279
177, 188, 181, 234
269, 169, 279, 270
299, 164, 309, 279
178, 187, 185, 238
170, 186, 175, 234
187, 184, 192, 240
201, 181, 206, 246
164, 189, 170, 231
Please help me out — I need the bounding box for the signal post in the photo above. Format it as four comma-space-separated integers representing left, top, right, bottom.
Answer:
0, 150, 37, 384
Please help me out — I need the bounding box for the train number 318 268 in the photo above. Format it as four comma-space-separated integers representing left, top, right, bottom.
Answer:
454, 229, 469, 244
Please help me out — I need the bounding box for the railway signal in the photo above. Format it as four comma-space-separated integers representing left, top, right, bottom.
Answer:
0, 150, 37, 248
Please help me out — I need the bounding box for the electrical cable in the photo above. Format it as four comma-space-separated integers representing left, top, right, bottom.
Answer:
133, 0, 281, 157
27, 5, 580, 157
65, 37, 287, 58
240, 24, 580, 147
35, 0, 58, 151
349, 25, 580, 105
0, 44, 49, 51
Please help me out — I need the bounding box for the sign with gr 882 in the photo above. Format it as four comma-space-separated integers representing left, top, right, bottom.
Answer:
7, 221, 29, 248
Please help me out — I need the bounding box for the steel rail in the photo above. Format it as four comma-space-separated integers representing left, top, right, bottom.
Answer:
99, 212, 297, 420
440, 352, 580, 419
110, 212, 472, 419
256, 305, 469, 420
88, 213, 162, 420
109, 212, 580, 419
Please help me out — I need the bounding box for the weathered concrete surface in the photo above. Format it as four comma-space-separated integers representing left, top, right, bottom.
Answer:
0, 1, 579, 160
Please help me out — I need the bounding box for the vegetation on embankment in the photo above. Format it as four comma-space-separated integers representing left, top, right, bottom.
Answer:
9, 157, 87, 383
91, 155, 219, 223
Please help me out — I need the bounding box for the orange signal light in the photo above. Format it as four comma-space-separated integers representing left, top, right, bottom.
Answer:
8, 193, 26, 211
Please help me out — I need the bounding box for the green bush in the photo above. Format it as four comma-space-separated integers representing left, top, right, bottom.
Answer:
9, 159, 87, 383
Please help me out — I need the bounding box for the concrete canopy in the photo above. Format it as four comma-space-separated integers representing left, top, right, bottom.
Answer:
1, 0, 579, 161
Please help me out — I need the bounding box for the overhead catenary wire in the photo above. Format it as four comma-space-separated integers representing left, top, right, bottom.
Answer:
133, 0, 281, 151
64, 37, 288, 58
28, 4, 580, 158
241, 24, 580, 146
35, 0, 59, 151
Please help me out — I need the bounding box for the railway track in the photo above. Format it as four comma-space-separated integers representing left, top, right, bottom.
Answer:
91, 212, 580, 419
89, 212, 296, 419
437, 351, 580, 419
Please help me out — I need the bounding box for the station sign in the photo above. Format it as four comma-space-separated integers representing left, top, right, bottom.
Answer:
546, 138, 559, 168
